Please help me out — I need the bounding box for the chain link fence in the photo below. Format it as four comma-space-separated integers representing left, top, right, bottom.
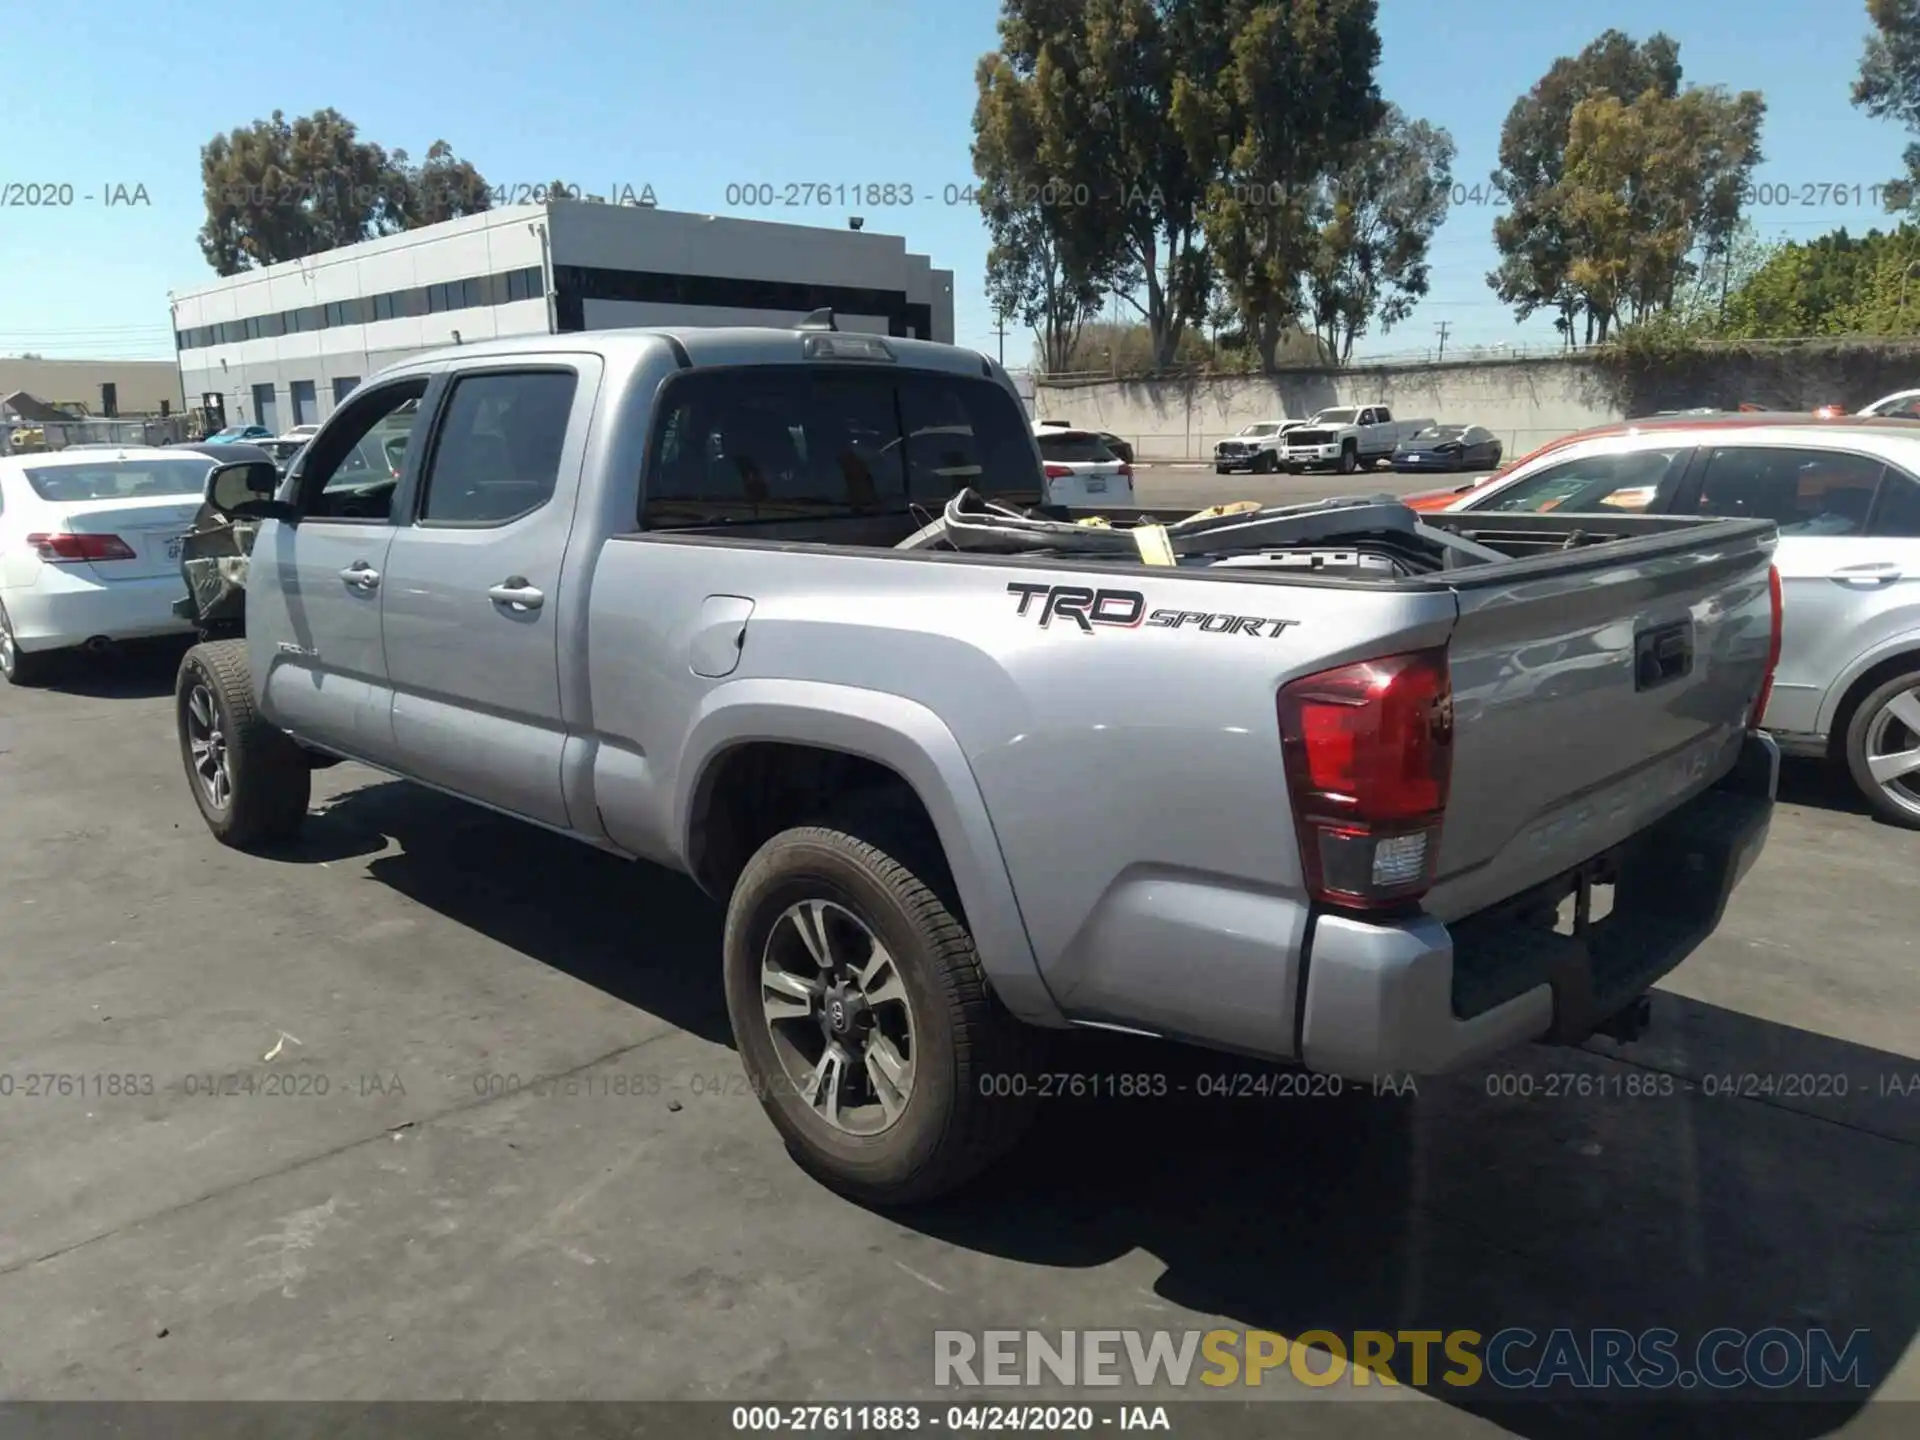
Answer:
1, 416, 190, 455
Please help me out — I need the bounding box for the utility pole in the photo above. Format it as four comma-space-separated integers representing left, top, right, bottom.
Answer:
994, 308, 1006, 366
1434, 320, 1451, 362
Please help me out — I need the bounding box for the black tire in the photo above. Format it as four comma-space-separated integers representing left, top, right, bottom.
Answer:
1214, 464, 1230, 475
1338, 442, 1358, 474
176, 640, 311, 849
1843, 668, 1920, 829
1251, 450, 1273, 474
723, 810, 1042, 1205
0, 603, 60, 686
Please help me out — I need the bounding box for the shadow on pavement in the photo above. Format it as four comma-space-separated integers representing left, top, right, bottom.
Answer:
38, 636, 191, 699
301, 778, 731, 1047
275, 771, 1916, 1438
901, 1003, 1918, 1439
1775, 756, 1872, 820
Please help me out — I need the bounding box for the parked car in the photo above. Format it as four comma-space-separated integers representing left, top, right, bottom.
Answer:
1855, 390, 1920, 419
1031, 422, 1135, 508
1037, 419, 1134, 467
1213, 420, 1302, 474
1428, 415, 1920, 825
204, 424, 274, 443
1391, 424, 1504, 473
280, 424, 321, 440
1281, 405, 1435, 473
170, 319, 1777, 1202
0, 447, 215, 683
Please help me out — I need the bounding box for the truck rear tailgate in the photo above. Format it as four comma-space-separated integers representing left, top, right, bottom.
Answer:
1424, 517, 1778, 924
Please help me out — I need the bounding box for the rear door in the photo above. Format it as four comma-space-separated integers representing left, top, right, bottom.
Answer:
378, 359, 599, 828
1677, 442, 1920, 735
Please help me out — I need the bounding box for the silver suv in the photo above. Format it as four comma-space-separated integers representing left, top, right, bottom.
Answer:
1447, 418, 1920, 824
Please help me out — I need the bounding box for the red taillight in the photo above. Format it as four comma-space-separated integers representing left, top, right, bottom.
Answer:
1750, 564, 1784, 728
1277, 647, 1453, 910
1043, 463, 1073, 479
1116, 462, 1133, 477
27, 531, 137, 562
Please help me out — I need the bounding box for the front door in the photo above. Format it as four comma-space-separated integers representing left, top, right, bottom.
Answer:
246, 375, 436, 761
378, 360, 596, 828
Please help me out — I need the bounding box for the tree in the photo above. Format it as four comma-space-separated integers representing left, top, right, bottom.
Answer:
1854, 0, 1920, 207
972, 52, 1122, 372
1300, 105, 1453, 363
1193, 0, 1386, 371
991, 0, 1223, 367
198, 110, 492, 275
1549, 84, 1763, 340
1488, 30, 1683, 342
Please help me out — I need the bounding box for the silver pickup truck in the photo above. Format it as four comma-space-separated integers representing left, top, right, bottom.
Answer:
172, 320, 1781, 1205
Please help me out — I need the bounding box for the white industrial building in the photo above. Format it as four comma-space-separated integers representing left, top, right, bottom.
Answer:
170, 201, 956, 433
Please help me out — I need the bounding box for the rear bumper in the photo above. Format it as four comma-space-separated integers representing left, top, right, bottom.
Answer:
2, 571, 194, 651
1298, 731, 1778, 1077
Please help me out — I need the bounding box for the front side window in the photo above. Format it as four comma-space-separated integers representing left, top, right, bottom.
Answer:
296, 380, 431, 521
1477, 447, 1689, 514
1692, 447, 1884, 537
417, 371, 578, 525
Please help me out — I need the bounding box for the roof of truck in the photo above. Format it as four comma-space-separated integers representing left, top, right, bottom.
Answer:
400, 325, 998, 378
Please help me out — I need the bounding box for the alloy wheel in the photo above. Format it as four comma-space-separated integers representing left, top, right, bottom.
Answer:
185, 682, 233, 811
759, 898, 917, 1136
1864, 684, 1920, 821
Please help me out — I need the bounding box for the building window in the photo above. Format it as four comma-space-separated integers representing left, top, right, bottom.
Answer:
100, 383, 118, 418
461, 277, 483, 308
505, 269, 527, 303
333, 376, 360, 407
290, 380, 317, 427
252, 383, 279, 434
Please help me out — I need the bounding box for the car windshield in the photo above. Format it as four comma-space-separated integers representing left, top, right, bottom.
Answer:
22, 458, 211, 502
1313, 408, 1357, 424
1241, 423, 1278, 436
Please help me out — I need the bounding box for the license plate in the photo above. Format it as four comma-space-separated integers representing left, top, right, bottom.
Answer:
1085, 477, 1108, 493
166, 536, 185, 560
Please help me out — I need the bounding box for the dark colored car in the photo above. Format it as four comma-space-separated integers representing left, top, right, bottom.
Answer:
1392, 424, 1503, 473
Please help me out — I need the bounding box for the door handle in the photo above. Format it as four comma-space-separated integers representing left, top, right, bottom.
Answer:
487, 577, 544, 612
1829, 564, 1902, 586
338, 563, 380, 591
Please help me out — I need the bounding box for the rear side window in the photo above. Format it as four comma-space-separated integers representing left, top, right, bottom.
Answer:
419, 370, 577, 526
1034, 432, 1115, 464
1478, 448, 1688, 514
1873, 471, 1920, 537
643, 367, 1038, 528
1691, 447, 1883, 537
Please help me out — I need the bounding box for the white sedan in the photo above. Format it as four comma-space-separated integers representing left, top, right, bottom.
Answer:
0, 448, 213, 685
1032, 423, 1135, 509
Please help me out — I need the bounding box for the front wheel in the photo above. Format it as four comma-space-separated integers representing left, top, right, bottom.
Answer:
1843, 669, 1920, 828
176, 640, 312, 849
1338, 444, 1358, 474
723, 814, 1041, 1205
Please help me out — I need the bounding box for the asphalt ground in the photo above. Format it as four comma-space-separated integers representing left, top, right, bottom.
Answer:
0, 488, 1914, 1437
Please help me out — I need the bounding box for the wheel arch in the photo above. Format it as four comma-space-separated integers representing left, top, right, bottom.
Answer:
1816, 636, 1920, 752
676, 680, 1061, 1026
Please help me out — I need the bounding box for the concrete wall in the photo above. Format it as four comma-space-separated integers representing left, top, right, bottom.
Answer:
1034, 341, 1920, 461
0, 358, 182, 416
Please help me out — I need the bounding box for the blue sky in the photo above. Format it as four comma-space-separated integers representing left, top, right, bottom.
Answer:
0, 0, 1904, 366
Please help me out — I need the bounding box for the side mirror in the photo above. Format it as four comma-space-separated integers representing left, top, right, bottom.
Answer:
206, 460, 280, 514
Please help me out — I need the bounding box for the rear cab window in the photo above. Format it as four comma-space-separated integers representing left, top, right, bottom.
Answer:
641, 365, 1038, 529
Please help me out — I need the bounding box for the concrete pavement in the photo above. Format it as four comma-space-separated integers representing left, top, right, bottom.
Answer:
0, 641, 1914, 1436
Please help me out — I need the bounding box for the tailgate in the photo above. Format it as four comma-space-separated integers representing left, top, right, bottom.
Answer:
1424, 518, 1777, 922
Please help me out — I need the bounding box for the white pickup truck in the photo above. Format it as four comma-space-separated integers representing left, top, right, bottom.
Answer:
1213, 420, 1304, 474
1282, 405, 1434, 474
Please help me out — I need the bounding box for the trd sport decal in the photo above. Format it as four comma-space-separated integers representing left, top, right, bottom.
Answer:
1006, 582, 1298, 637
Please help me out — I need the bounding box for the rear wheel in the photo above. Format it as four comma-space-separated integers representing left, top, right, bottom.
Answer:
0, 604, 60, 687
176, 640, 311, 848
1254, 450, 1277, 474
723, 809, 1041, 1205
1844, 669, 1920, 828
